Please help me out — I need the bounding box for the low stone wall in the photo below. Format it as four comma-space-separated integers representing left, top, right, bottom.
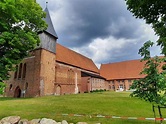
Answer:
0, 116, 101, 124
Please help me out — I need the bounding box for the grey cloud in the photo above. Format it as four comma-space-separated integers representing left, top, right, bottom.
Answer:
97, 42, 143, 64
55, 0, 143, 47
37, 0, 160, 65
38, 0, 146, 46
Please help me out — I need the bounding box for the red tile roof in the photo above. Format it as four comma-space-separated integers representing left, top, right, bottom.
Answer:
56, 43, 99, 73
100, 59, 146, 80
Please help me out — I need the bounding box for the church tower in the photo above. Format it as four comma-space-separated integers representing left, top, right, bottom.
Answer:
38, 6, 58, 53
4, 4, 59, 97
33, 5, 58, 96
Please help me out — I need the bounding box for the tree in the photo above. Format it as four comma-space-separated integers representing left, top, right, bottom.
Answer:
125, 0, 166, 55
130, 41, 166, 122
130, 41, 166, 105
0, 0, 47, 82
125, 1, 166, 122
0, 82, 6, 95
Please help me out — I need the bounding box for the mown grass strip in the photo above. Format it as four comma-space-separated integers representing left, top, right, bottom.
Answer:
0, 91, 165, 124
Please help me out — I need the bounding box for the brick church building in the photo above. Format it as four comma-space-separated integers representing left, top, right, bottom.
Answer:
5, 7, 107, 97
100, 59, 146, 91
5, 7, 154, 98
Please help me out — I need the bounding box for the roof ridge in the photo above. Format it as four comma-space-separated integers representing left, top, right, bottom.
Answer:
56, 43, 94, 61
103, 58, 142, 65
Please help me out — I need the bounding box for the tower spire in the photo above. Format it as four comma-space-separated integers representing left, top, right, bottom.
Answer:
43, 3, 58, 39
38, 1, 57, 53
46, 1, 48, 8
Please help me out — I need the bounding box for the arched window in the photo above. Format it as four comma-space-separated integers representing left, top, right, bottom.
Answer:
25, 82, 28, 90
14, 65, 18, 79
9, 84, 13, 91
18, 63, 22, 79
22, 63, 26, 79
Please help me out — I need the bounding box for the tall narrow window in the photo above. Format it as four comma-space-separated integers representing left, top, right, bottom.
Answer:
25, 82, 28, 90
112, 85, 115, 90
9, 84, 13, 91
22, 63, 26, 79
18, 63, 22, 79
14, 65, 18, 79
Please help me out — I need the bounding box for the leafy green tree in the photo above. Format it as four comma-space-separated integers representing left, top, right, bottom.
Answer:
0, 82, 6, 95
131, 41, 166, 106
125, 0, 166, 55
125, 1, 166, 121
0, 0, 47, 82
130, 41, 166, 122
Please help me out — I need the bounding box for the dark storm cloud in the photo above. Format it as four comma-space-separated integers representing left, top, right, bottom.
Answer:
47, 0, 142, 47
37, 0, 159, 66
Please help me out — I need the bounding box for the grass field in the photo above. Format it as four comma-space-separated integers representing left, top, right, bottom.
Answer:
0, 91, 165, 124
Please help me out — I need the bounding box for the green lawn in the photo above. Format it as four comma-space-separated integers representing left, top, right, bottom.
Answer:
0, 91, 165, 124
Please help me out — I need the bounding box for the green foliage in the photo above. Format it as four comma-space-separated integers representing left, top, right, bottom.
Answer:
130, 41, 166, 106
90, 89, 106, 93
125, 0, 166, 55
0, 0, 47, 82
0, 82, 6, 95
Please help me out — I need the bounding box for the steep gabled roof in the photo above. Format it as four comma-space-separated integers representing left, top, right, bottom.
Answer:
100, 59, 146, 80
44, 7, 58, 39
56, 43, 99, 73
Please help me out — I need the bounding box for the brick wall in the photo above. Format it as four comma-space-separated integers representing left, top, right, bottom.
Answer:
91, 78, 106, 91
5, 53, 37, 97
39, 49, 56, 96
55, 62, 81, 95
5, 49, 111, 97
108, 79, 134, 91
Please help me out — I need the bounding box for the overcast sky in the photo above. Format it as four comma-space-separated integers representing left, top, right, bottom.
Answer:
37, 0, 161, 68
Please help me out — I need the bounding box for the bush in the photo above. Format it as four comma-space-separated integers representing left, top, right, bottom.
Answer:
90, 89, 106, 93
0, 82, 6, 95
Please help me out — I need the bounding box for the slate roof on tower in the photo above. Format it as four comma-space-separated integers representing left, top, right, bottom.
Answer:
56, 43, 99, 74
44, 7, 58, 39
